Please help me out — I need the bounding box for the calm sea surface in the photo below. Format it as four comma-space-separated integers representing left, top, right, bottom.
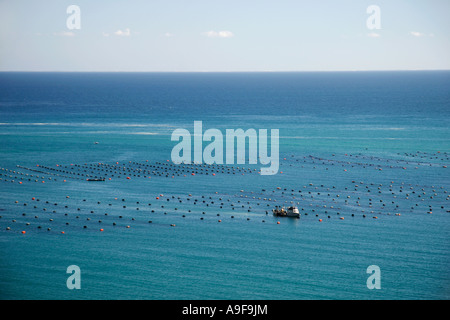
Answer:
0, 71, 449, 299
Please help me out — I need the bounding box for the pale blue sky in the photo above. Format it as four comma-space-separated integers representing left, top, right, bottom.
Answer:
0, 0, 449, 71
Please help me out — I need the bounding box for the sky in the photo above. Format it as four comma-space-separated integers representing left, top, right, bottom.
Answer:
0, 0, 449, 72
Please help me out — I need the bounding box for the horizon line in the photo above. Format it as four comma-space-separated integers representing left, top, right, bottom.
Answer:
1, 69, 450, 73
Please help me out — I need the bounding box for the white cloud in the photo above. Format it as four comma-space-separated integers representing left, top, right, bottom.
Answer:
114, 28, 131, 36
54, 31, 75, 37
203, 30, 234, 38
410, 31, 425, 37
164, 32, 174, 37
367, 32, 381, 38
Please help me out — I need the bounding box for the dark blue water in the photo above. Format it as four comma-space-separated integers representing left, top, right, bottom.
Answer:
0, 72, 449, 299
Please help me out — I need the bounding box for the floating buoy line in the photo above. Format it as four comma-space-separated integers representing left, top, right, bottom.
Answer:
1, 152, 448, 234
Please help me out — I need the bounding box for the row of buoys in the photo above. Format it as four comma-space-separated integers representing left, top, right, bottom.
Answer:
5, 190, 311, 234
263, 179, 448, 217
20, 178, 448, 222
401, 151, 450, 162
50, 160, 256, 180
296, 153, 449, 171
5, 148, 449, 186
2, 159, 261, 185
3, 150, 448, 234
6, 226, 135, 233
6, 149, 448, 186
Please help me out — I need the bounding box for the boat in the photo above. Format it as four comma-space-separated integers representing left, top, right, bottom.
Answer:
272, 206, 300, 218
86, 178, 105, 181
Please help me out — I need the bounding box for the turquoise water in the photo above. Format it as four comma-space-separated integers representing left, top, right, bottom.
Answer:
0, 71, 449, 299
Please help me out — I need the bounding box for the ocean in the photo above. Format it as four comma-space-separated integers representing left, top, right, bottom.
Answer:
0, 71, 449, 300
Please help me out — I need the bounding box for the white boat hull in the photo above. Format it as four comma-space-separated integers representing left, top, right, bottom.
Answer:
272, 206, 300, 218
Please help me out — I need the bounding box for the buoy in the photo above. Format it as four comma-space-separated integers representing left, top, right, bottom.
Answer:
21, 231, 26, 234
100, 228, 104, 231
277, 221, 280, 224
318, 219, 322, 222
126, 177, 131, 179
156, 197, 159, 200
32, 197, 35, 200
